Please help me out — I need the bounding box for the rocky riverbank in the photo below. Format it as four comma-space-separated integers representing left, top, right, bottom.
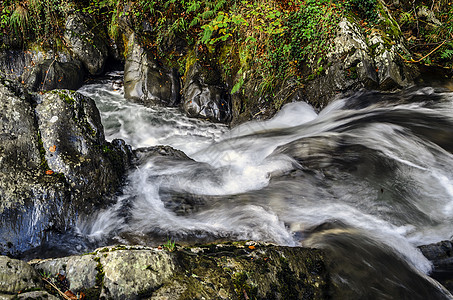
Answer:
1, 242, 329, 299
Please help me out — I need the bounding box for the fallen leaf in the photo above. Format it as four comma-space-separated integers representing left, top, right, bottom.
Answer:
64, 290, 77, 300
45, 170, 54, 175
49, 145, 56, 152
248, 245, 255, 250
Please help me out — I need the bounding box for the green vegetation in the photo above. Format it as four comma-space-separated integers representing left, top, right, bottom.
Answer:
163, 238, 176, 252
0, 0, 452, 106
394, 0, 453, 67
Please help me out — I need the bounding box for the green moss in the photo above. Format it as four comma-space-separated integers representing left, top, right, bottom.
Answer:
94, 256, 105, 287
184, 50, 197, 79
58, 91, 75, 105
36, 130, 50, 172
233, 272, 258, 300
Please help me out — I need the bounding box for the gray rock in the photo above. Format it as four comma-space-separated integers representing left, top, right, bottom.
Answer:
183, 61, 232, 123
0, 50, 37, 82
33, 255, 99, 293
368, 31, 410, 90
0, 80, 132, 255
124, 34, 181, 107
23, 59, 85, 92
0, 256, 42, 294
64, 13, 109, 75
32, 243, 329, 300
100, 249, 176, 299
35, 90, 125, 204
20, 291, 58, 299
305, 15, 415, 109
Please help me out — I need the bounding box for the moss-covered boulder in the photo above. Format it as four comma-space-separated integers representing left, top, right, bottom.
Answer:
0, 78, 132, 256
31, 242, 330, 299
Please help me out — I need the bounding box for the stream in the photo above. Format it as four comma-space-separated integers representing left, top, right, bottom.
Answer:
77, 72, 453, 299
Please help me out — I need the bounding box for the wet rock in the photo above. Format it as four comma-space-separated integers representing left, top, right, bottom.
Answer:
0, 50, 37, 82
32, 243, 329, 299
133, 145, 192, 165
64, 13, 109, 75
420, 240, 453, 270
0, 79, 132, 255
0, 50, 84, 91
35, 90, 131, 205
124, 34, 181, 107
183, 61, 232, 123
24, 59, 85, 92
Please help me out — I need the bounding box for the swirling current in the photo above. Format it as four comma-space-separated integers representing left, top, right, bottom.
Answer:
74, 72, 453, 299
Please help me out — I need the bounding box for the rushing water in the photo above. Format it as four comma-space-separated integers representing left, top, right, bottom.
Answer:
77, 72, 453, 299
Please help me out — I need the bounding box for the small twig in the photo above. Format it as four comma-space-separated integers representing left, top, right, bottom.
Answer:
41, 58, 56, 92
399, 39, 448, 63
42, 277, 72, 300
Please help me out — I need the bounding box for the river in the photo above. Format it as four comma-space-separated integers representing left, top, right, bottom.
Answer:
77, 72, 453, 299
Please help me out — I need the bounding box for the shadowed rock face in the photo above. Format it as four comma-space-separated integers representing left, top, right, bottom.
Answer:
183, 61, 232, 123
24, 59, 85, 92
124, 34, 181, 108
29, 242, 329, 300
0, 78, 132, 256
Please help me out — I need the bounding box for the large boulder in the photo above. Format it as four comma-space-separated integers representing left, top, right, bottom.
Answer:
304, 4, 416, 109
0, 78, 132, 256
183, 60, 232, 123
64, 13, 109, 76
124, 34, 181, 107
32, 242, 329, 299
35, 90, 127, 202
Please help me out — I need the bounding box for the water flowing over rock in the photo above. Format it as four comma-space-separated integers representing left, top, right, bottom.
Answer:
124, 34, 181, 107
420, 240, 453, 293
183, 61, 232, 123
31, 243, 329, 299
0, 78, 132, 256
64, 13, 109, 76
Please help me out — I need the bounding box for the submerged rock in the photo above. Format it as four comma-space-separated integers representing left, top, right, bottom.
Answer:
124, 34, 181, 107
31, 242, 329, 299
0, 78, 132, 256
420, 240, 453, 293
